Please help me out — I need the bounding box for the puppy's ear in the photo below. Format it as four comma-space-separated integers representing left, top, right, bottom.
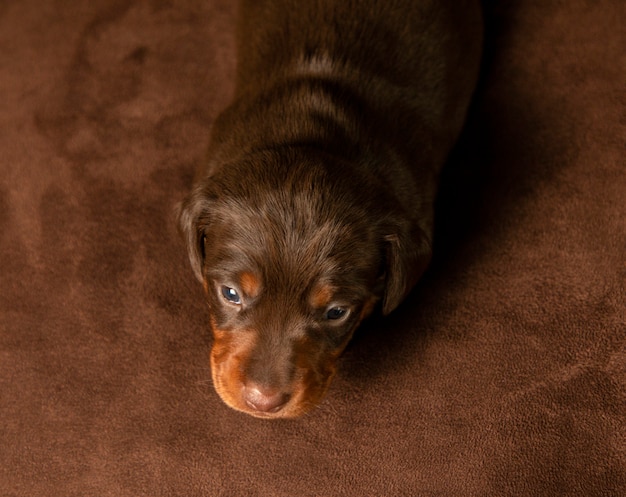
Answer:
382, 221, 432, 315
176, 188, 213, 282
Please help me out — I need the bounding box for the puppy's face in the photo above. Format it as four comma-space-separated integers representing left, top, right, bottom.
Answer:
204, 215, 381, 418
179, 150, 430, 418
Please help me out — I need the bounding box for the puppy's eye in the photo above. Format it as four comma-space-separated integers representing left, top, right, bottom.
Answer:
325, 306, 348, 321
221, 286, 241, 305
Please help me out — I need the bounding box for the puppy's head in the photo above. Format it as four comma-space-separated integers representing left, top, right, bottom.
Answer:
178, 149, 430, 418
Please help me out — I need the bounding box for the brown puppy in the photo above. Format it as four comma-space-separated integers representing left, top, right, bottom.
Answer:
178, 0, 482, 418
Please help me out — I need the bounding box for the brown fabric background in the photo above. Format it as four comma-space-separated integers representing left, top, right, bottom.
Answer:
1, 1, 624, 495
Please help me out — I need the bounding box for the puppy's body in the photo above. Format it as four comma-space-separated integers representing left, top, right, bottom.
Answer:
180, 0, 482, 418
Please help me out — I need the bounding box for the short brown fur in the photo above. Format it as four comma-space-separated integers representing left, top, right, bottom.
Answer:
179, 0, 483, 418
239, 271, 261, 298
309, 283, 335, 310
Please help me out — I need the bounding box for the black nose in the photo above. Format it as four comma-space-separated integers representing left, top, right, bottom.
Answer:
243, 383, 291, 413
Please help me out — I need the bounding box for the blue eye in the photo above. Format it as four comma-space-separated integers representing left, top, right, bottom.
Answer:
325, 306, 347, 320
221, 286, 241, 305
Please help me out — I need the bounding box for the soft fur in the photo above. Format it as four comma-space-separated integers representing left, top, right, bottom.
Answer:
179, 0, 483, 418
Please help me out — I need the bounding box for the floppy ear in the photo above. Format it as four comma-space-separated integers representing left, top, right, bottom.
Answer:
176, 188, 213, 282
382, 222, 432, 315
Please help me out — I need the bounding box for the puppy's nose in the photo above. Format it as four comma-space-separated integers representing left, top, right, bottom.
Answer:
243, 383, 290, 413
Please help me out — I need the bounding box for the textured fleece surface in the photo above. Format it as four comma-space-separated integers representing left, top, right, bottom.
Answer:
1, 1, 624, 496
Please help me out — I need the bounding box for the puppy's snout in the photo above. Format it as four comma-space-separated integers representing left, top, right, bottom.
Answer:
243, 382, 291, 413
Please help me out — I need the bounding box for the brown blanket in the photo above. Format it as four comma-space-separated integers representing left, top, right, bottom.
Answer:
1, 1, 624, 495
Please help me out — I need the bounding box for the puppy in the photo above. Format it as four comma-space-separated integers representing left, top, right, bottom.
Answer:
178, 0, 482, 418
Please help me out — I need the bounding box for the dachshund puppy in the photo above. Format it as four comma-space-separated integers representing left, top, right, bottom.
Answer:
178, 0, 482, 418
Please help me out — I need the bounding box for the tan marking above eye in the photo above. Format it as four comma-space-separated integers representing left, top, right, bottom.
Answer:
309, 283, 336, 309
239, 271, 261, 298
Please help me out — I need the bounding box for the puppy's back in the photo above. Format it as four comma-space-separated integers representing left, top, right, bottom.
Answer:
211, 0, 483, 232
